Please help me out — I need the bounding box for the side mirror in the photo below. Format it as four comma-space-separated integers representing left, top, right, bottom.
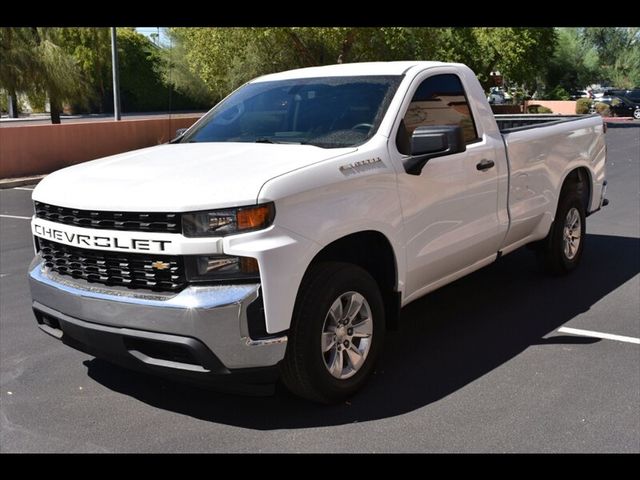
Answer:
175, 128, 188, 138
403, 125, 466, 175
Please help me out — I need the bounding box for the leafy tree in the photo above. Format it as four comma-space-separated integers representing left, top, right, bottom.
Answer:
163, 27, 554, 103
436, 28, 557, 91
159, 29, 214, 105
544, 28, 599, 97
582, 28, 638, 68
171, 27, 444, 100
0, 27, 90, 123
115, 28, 208, 112
0, 28, 35, 117
608, 46, 640, 88
116, 28, 169, 111
57, 28, 112, 112
1, 27, 208, 119
580, 28, 640, 88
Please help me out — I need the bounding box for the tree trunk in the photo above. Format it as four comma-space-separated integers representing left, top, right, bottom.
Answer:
338, 29, 356, 64
8, 89, 19, 118
285, 30, 317, 67
50, 94, 61, 124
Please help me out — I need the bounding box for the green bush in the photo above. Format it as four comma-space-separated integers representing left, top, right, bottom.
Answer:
546, 86, 571, 100
27, 91, 47, 113
594, 102, 611, 117
527, 104, 553, 114
576, 98, 592, 114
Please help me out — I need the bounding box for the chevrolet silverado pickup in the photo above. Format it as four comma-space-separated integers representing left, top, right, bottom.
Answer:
28, 62, 607, 403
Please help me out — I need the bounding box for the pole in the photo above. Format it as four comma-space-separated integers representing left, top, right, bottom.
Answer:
7, 92, 19, 118
110, 27, 121, 121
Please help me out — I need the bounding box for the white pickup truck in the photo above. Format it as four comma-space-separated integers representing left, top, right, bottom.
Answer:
28, 61, 607, 403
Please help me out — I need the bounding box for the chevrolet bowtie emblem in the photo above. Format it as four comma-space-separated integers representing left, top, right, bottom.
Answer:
151, 261, 170, 270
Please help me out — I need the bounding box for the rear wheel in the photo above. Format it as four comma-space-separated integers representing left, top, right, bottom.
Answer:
280, 262, 385, 403
538, 189, 586, 275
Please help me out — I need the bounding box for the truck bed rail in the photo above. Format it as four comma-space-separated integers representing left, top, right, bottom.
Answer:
495, 114, 599, 133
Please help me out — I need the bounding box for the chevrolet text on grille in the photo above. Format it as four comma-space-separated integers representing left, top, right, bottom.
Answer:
33, 224, 171, 251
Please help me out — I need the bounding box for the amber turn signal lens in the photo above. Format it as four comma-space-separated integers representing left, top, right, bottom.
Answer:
237, 204, 274, 230
240, 256, 259, 273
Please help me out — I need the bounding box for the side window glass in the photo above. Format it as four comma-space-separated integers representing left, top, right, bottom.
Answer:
397, 73, 479, 153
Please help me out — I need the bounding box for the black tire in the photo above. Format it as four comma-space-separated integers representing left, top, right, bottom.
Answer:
280, 262, 385, 404
538, 188, 586, 275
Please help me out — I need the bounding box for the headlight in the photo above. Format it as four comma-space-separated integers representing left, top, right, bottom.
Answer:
185, 255, 260, 283
182, 203, 275, 237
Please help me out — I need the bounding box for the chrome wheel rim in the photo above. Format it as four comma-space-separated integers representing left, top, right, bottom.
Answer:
321, 291, 373, 380
563, 207, 582, 260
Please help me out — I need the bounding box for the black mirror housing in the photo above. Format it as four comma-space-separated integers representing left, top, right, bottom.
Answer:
404, 125, 466, 175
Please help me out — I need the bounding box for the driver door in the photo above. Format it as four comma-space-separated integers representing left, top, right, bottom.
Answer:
392, 71, 502, 301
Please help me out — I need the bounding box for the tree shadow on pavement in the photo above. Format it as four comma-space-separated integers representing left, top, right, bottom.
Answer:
84, 233, 640, 429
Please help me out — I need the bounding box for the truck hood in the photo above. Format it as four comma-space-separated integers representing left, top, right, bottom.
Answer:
33, 143, 355, 211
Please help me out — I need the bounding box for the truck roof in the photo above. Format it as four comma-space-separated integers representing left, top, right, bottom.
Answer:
252, 61, 448, 82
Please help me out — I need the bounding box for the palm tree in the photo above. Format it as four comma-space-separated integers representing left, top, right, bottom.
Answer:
0, 27, 90, 123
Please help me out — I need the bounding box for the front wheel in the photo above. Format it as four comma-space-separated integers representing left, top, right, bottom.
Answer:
280, 262, 385, 403
633, 108, 640, 120
538, 189, 586, 275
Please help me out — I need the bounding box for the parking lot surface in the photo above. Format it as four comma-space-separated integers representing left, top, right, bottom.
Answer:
1, 128, 638, 452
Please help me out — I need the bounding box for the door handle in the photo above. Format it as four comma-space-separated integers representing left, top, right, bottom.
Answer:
476, 159, 495, 171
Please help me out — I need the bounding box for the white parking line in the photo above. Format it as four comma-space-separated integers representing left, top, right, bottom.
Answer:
13, 187, 34, 191
558, 327, 640, 345
0, 214, 31, 220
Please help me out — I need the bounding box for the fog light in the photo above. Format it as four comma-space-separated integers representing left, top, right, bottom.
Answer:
186, 255, 260, 283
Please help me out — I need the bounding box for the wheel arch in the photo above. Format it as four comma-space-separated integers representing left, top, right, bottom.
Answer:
558, 166, 592, 216
306, 230, 401, 330
528, 165, 592, 253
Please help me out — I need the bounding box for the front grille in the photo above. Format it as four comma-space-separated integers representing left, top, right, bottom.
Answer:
39, 239, 186, 292
34, 202, 181, 234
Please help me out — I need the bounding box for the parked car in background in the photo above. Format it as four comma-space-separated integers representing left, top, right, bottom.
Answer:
592, 95, 640, 119
487, 87, 510, 104
570, 90, 594, 100
624, 88, 640, 103
604, 88, 640, 103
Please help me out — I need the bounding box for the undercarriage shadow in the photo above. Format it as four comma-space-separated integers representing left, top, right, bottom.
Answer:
85, 234, 639, 429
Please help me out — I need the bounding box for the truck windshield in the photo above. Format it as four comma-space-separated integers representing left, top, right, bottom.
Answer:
180, 75, 403, 148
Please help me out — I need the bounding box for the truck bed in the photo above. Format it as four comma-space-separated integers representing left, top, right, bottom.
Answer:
495, 112, 605, 252
495, 114, 599, 133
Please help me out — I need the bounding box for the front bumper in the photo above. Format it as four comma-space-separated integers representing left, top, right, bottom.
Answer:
28, 259, 287, 389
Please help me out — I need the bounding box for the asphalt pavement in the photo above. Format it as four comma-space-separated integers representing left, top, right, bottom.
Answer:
0, 129, 638, 452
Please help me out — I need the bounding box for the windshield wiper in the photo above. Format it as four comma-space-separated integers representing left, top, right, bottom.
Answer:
254, 137, 303, 145
254, 137, 278, 144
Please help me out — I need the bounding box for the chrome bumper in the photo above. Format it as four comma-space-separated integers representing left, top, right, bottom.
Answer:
28, 259, 287, 372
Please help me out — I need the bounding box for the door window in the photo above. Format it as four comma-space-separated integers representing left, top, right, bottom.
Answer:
397, 73, 479, 154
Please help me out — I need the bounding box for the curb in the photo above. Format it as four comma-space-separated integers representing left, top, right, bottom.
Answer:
0, 175, 46, 189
